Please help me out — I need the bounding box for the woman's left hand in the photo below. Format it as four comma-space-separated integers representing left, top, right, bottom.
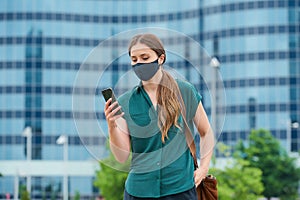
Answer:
194, 167, 208, 187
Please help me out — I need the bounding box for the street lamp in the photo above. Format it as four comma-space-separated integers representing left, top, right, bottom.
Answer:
210, 57, 220, 68
22, 126, 32, 194
210, 56, 220, 134
56, 135, 68, 200
286, 120, 299, 153
14, 170, 19, 200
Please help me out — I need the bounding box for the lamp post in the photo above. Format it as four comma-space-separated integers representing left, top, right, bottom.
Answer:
14, 169, 26, 200
286, 120, 299, 153
210, 57, 220, 134
14, 170, 19, 200
56, 135, 68, 200
22, 126, 32, 194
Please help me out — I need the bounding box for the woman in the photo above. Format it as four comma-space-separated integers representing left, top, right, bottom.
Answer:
104, 33, 214, 199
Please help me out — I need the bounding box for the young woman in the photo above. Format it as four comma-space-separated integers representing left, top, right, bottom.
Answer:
104, 33, 214, 200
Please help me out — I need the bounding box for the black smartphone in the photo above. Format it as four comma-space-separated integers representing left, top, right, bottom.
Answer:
101, 87, 123, 115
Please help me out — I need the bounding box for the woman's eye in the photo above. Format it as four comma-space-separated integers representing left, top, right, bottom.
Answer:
142, 57, 149, 60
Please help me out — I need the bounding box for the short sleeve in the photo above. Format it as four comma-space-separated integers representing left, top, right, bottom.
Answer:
176, 79, 202, 120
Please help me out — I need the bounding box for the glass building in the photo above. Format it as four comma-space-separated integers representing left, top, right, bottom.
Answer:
201, 0, 300, 153
0, 0, 299, 198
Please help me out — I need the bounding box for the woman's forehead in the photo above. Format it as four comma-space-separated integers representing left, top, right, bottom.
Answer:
130, 43, 155, 55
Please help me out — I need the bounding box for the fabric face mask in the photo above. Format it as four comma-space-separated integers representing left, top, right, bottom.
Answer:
132, 59, 160, 81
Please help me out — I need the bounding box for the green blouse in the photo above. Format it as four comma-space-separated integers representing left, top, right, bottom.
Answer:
118, 79, 202, 198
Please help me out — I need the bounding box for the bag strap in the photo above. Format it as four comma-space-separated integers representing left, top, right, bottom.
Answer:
174, 82, 199, 169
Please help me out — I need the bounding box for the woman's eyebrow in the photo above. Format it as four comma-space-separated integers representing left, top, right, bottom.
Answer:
130, 51, 150, 58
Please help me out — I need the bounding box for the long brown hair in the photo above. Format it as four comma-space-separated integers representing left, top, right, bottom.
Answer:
128, 33, 182, 143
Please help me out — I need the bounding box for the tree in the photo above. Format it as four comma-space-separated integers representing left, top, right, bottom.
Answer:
20, 185, 30, 200
94, 149, 130, 200
236, 129, 300, 200
73, 190, 80, 200
211, 143, 264, 199
44, 182, 59, 200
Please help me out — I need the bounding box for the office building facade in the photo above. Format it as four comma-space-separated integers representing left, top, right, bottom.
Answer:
201, 0, 299, 153
0, 0, 299, 198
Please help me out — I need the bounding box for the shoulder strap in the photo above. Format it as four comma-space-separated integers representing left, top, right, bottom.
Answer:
174, 82, 198, 169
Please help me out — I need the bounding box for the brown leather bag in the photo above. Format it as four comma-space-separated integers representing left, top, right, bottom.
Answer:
175, 82, 218, 200
196, 174, 218, 200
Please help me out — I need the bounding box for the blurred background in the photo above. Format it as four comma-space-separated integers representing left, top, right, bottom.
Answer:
0, 0, 299, 199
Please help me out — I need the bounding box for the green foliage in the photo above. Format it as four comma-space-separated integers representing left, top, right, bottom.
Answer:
42, 191, 46, 200
74, 190, 80, 200
50, 191, 56, 200
44, 182, 59, 200
211, 143, 264, 200
20, 185, 30, 200
94, 151, 130, 200
236, 129, 300, 199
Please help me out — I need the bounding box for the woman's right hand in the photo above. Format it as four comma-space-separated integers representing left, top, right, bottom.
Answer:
104, 98, 130, 163
104, 98, 124, 129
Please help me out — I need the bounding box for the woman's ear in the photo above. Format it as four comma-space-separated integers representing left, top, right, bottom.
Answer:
158, 54, 165, 65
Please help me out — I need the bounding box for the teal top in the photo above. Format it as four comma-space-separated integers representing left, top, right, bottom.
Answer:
118, 79, 202, 198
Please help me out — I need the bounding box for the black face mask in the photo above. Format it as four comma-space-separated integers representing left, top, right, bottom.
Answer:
132, 59, 160, 81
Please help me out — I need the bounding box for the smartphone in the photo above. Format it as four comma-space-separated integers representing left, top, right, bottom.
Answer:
101, 87, 123, 115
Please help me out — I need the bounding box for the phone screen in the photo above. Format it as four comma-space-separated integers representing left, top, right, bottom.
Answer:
101, 88, 123, 115
102, 88, 114, 102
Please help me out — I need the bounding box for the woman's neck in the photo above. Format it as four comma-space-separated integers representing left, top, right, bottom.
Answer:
143, 83, 158, 94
